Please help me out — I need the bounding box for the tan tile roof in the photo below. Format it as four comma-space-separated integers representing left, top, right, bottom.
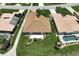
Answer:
23, 11, 51, 33
0, 13, 17, 32
52, 13, 79, 33
75, 12, 79, 16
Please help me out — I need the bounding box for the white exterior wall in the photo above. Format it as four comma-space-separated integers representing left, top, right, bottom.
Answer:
29, 34, 44, 39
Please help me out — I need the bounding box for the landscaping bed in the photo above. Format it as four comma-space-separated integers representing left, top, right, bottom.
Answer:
72, 5, 79, 12
33, 3, 39, 6
56, 7, 72, 16
0, 35, 11, 54
44, 3, 65, 6
36, 9, 51, 17
0, 9, 19, 14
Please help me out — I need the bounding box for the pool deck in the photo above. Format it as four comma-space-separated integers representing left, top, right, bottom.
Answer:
58, 34, 79, 44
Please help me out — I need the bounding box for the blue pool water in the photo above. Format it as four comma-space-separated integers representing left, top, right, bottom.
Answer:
63, 36, 77, 41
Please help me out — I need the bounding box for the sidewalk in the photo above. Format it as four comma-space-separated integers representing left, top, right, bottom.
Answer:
49, 8, 57, 14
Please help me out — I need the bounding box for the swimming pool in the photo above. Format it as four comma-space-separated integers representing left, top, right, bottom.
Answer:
63, 35, 77, 42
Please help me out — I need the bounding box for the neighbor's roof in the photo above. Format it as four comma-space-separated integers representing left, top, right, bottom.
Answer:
0, 13, 18, 32
52, 13, 79, 33
23, 11, 51, 33
75, 12, 79, 16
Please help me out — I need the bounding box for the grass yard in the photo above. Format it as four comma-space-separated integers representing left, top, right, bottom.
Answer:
36, 9, 51, 17
56, 7, 72, 16
16, 33, 59, 56
72, 5, 79, 12
0, 9, 19, 14
16, 32, 79, 56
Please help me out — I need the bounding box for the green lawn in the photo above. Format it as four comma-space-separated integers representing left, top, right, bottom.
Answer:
72, 5, 79, 12
16, 33, 79, 56
0, 9, 19, 14
16, 33, 59, 56
36, 9, 51, 17
56, 7, 72, 16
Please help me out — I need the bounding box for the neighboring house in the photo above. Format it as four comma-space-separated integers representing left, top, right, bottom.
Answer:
52, 13, 79, 35
0, 13, 19, 33
23, 10, 51, 39
0, 12, 20, 43
52, 13, 79, 47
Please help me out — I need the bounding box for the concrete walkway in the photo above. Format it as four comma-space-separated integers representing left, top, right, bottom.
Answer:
39, 3, 44, 6
49, 8, 57, 14
65, 7, 76, 14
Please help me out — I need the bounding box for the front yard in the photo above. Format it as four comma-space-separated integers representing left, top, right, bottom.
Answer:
72, 5, 79, 12
36, 9, 51, 17
56, 7, 72, 16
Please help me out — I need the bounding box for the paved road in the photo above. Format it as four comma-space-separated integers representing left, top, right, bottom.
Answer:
0, 3, 78, 10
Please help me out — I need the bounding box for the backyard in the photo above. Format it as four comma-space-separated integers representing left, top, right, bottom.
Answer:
56, 7, 72, 16
16, 33, 79, 56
